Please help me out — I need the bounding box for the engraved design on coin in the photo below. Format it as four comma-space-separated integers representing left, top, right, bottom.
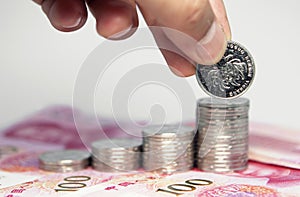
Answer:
196, 41, 255, 99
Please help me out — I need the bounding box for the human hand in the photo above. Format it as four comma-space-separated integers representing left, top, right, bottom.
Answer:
33, 0, 231, 77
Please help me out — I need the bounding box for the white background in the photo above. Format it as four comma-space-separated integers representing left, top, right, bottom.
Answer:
1, 0, 300, 129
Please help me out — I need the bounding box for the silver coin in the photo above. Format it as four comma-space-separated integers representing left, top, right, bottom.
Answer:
39, 150, 91, 166
92, 159, 140, 166
198, 144, 248, 151
197, 128, 248, 134
143, 160, 193, 166
197, 140, 248, 148
197, 131, 248, 138
92, 150, 140, 155
197, 117, 248, 122
94, 156, 138, 163
198, 148, 248, 155
39, 163, 89, 173
196, 41, 255, 99
197, 121, 248, 127
198, 115, 249, 120
143, 152, 193, 159
142, 125, 195, 138
197, 113, 249, 117
143, 142, 193, 148
199, 160, 248, 167
197, 97, 250, 107
198, 112, 249, 117
198, 143, 248, 150
199, 162, 248, 169
144, 161, 193, 170
143, 140, 193, 146
143, 153, 193, 160
198, 122, 248, 126
92, 152, 140, 158
197, 140, 247, 147
198, 163, 248, 170
198, 111, 248, 114
199, 156, 248, 162
143, 148, 193, 154
91, 138, 142, 151
143, 134, 194, 140
198, 167, 247, 173
198, 158, 248, 165
198, 125, 248, 131
199, 152, 248, 158
198, 108, 249, 114
197, 133, 243, 139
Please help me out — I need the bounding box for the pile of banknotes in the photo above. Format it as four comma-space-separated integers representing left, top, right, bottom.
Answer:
1, 106, 300, 197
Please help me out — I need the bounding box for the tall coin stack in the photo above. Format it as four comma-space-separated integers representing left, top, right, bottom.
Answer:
39, 150, 91, 172
142, 125, 195, 174
91, 138, 142, 172
196, 98, 249, 173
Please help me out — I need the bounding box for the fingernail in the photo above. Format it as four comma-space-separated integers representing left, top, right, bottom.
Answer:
48, 1, 82, 29
196, 21, 227, 65
109, 24, 133, 40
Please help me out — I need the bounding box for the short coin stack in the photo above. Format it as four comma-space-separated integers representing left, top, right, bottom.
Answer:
39, 150, 91, 172
196, 98, 249, 173
91, 138, 142, 172
142, 125, 195, 174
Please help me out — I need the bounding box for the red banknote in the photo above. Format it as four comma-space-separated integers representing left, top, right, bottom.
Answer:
1, 105, 300, 196
249, 123, 300, 169
2, 106, 134, 149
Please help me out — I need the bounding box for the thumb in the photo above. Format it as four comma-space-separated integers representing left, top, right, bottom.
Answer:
136, 0, 228, 66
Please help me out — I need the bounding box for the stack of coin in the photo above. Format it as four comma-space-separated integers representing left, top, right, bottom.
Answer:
196, 98, 249, 173
142, 125, 195, 174
91, 138, 142, 172
39, 150, 91, 172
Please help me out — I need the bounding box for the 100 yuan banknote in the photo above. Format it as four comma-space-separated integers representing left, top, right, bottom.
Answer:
249, 123, 300, 170
66, 162, 300, 197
